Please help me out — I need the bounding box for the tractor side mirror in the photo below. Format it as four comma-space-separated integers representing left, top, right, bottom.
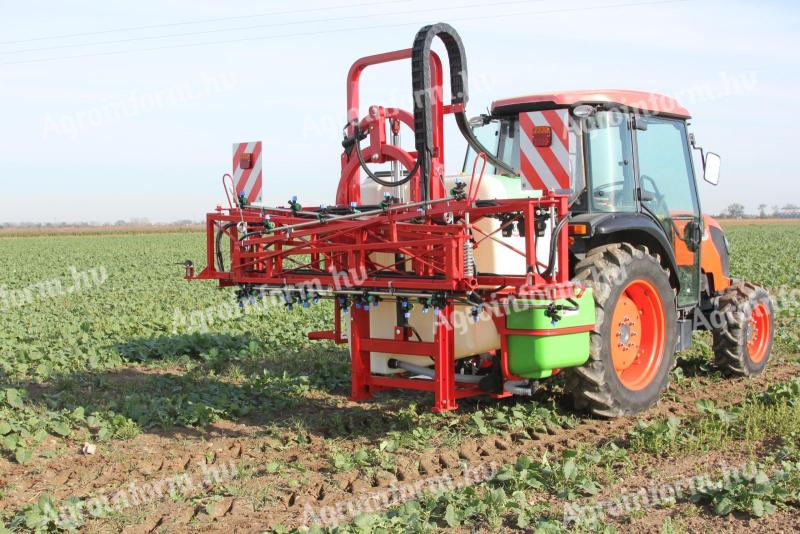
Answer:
703, 152, 721, 185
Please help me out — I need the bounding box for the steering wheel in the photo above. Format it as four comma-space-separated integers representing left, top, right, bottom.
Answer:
639, 174, 691, 248
639, 173, 671, 217
640, 174, 664, 202
593, 180, 625, 196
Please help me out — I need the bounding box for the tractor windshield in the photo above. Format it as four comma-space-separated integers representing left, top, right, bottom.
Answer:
463, 118, 519, 177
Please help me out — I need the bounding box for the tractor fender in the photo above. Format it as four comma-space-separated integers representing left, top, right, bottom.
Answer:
701, 215, 732, 293
571, 212, 681, 292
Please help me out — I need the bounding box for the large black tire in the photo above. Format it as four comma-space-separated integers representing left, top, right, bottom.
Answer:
712, 282, 774, 376
566, 243, 678, 417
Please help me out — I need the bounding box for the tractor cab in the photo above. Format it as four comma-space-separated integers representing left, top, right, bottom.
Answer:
465, 90, 723, 309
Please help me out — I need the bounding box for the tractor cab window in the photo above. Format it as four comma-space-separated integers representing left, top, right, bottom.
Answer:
585, 111, 636, 212
464, 117, 519, 176
636, 117, 700, 219
635, 116, 701, 306
464, 118, 499, 174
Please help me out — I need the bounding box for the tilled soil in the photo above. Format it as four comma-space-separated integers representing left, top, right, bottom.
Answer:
1, 358, 798, 533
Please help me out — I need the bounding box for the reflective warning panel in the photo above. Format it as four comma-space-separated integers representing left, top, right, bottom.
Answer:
232, 141, 262, 203
518, 110, 570, 193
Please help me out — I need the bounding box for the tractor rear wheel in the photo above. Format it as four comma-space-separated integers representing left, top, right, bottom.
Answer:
712, 282, 774, 376
567, 243, 677, 417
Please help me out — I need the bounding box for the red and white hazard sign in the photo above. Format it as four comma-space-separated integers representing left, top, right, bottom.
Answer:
518, 110, 570, 193
232, 141, 262, 203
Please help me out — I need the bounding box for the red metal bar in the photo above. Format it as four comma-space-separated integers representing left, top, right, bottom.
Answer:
308, 330, 336, 341
339, 49, 443, 205
348, 308, 372, 401
490, 314, 525, 381
202, 213, 218, 278
468, 152, 488, 203
334, 299, 345, 344
368, 376, 483, 397
307, 295, 346, 345
558, 195, 570, 283
433, 304, 457, 412
197, 197, 574, 294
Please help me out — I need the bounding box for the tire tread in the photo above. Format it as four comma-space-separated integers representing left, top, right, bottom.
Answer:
567, 243, 676, 417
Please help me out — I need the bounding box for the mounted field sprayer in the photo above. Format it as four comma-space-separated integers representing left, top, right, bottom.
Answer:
185, 23, 775, 416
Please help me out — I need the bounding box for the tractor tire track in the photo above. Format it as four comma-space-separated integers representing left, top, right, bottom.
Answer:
159, 360, 800, 531
1, 359, 797, 531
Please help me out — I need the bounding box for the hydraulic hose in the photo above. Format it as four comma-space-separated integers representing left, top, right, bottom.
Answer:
411, 23, 515, 203
540, 215, 570, 279
353, 124, 418, 188
215, 222, 237, 272
454, 113, 515, 177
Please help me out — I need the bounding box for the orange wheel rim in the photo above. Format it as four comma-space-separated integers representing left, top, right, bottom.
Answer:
747, 302, 771, 363
610, 279, 666, 391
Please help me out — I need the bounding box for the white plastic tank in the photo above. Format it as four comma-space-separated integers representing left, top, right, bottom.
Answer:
355, 173, 550, 373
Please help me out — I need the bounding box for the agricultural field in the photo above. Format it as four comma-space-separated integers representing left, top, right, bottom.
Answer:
1, 222, 799, 533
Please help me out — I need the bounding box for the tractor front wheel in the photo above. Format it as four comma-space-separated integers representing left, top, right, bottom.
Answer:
712, 282, 774, 376
567, 243, 677, 417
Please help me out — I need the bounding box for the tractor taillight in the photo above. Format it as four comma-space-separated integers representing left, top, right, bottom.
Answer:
532, 126, 552, 147
240, 152, 253, 170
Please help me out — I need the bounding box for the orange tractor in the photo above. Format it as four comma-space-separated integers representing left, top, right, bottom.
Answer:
190, 23, 774, 416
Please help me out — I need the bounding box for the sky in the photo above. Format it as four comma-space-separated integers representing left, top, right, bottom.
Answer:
0, 0, 798, 223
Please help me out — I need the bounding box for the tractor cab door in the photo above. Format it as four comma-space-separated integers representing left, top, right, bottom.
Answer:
633, 116, 702, 308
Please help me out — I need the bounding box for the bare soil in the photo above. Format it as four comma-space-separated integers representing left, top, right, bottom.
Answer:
1, 356, 798, 533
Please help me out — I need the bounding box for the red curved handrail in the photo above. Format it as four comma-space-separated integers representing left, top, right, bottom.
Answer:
337, 48, 443, 205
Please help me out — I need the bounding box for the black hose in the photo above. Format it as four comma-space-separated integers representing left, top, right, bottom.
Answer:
215, 222, 237, 272
239, 230, 266, 241
353, 124, 418, 188
454, 113, 515, 176
541, 215, 570, 279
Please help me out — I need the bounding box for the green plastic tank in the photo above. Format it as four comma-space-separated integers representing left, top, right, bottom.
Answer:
506, 289, 595, 379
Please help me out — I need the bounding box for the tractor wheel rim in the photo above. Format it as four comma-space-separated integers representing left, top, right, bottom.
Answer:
610, 279, 666, 391
747, 302, 771, 363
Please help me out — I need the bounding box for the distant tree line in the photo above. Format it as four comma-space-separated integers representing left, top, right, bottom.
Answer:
0, 218, 202, 228
720, 203, 800, 219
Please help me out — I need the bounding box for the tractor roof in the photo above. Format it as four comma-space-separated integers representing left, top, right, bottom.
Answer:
491, 89, 690, 118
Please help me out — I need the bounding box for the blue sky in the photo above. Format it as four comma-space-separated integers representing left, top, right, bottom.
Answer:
0, 0, 797, 223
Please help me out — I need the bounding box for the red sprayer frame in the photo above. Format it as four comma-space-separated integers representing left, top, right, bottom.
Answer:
192, 47, 583, 412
